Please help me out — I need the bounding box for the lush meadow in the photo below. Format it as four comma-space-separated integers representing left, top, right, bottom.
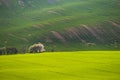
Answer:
0, 51, 120, 80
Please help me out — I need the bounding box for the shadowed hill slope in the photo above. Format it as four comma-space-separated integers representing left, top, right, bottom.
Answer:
0, 0, 120, 51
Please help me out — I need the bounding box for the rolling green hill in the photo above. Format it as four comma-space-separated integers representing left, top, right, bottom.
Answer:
0, 0, 120, 51
0, 51, 120, 80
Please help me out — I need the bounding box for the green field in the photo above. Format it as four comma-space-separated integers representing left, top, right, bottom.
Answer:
0, 51, 120, 80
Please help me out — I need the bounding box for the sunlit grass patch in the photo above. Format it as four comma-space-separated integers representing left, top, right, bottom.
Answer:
0, 51, 120, 80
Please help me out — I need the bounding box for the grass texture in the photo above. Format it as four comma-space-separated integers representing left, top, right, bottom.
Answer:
0, 51, 120, 80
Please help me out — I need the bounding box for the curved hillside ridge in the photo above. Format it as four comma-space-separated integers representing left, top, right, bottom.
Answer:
5, 21, 120, 44
0, 0, 120, 11
0, 0, 74, 9
42, 21, 120, 44
109, 21, 120, 28
0, 0, 52, 10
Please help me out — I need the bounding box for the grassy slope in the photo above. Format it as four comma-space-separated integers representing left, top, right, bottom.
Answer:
0, 0, 120, 51
0, 51, 120, 80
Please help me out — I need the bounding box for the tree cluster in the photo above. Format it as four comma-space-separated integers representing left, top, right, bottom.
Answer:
0, 47, 18, 55
0, 42, 45, 55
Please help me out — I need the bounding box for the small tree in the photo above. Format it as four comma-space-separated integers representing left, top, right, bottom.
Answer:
0, 48, 2, 55
28, 42, 45, 53
0, 47, 6, 55
6, 47, 18, 55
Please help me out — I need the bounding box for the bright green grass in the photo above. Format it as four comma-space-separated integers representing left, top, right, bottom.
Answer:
0, 51, 120, 80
